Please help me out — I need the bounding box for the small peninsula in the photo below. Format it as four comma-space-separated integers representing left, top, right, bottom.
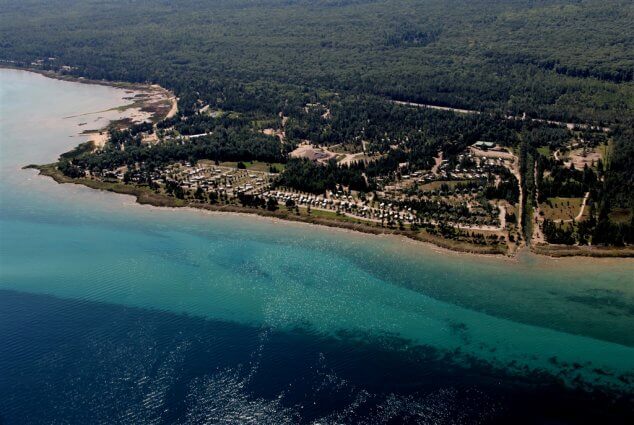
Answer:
3, 0, 633, 258
25, 70, 632, 257
3, 1, 634, 423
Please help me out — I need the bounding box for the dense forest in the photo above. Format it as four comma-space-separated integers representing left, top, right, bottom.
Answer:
2, 0, 632, 246
276, 159, 369, 194
74, 126, 284, 172
1, 0, 633, 124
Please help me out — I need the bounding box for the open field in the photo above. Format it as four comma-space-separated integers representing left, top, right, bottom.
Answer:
299, 207, 368, 224
565, 147, 603, 170
536, 146, 551, 157
218, 161, 286, 172
419, 179, 475, 191
540, 197, 585, 222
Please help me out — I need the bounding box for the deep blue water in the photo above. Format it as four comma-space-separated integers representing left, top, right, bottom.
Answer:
1, 290, 632, 424
1, 69, 633, 424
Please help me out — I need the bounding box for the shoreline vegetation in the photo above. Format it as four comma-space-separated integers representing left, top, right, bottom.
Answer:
27, 163, 634, 258
1, 64, 177, 133
27, 163, 507, 256
1, 64, 177, 102
11, 67, 633, 258
2, 0, 633, 260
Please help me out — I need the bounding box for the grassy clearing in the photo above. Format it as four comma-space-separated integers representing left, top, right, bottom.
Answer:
540, 197, 583, 221
298, 207, 370, 224
252, 118, 278, 128
329, 143, 361, 154
536, 146, 551, 157
219, 161, 285, 172
419, 179, 475, 190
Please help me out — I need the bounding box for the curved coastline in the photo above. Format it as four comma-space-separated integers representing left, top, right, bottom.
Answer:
10, 66, 633, 259
3, 66, 634, 420
0, 64, 177, 134
1, 63, 176, 103
27, 163, 515, 257
29, 163, 634, 260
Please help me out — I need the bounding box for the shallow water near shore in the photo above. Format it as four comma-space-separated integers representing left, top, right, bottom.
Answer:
1, 68, 633, 423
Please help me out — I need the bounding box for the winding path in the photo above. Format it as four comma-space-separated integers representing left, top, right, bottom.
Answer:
561, 192, 590, 223
575, 192, 590, 221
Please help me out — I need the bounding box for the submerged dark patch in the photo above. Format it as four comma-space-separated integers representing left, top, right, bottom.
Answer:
1, 290, 632, 424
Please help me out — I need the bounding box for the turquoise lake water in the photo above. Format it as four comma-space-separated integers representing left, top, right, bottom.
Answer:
0, 68, 633, 423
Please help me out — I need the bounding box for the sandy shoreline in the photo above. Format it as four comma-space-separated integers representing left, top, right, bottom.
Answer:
30, 163, 511, 257
2, 65, 177, 148
1, 64, 167, 93
10, 65, 631, 260
152, 203, 519, 262
30, 163, 634, 261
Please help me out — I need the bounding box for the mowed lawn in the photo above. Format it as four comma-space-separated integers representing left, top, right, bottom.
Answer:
219, 161, 285, 172
419, 179, 476, 191
540, 197, 584, 221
